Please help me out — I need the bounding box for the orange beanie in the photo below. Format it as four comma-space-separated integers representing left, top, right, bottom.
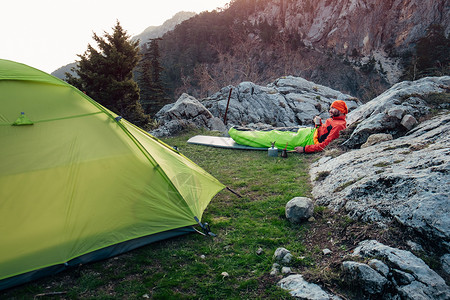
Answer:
331, 100, 348, 114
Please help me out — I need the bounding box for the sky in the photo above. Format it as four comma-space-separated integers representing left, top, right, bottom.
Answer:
1, 0, 230, 73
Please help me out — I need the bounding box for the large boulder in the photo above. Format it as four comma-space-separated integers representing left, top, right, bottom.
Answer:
203, 76, 360, 128
344, 76, 450, 148
342, 261, 388, 295
347, 240, 450, 300
310, 112, 450, 252
151, 76, 360, 137
150, 93, 227, 137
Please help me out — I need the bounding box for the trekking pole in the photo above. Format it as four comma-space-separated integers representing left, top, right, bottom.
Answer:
223, 88, 232, 125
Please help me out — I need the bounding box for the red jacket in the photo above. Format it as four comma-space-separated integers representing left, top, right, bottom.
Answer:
304, 115, 346, 153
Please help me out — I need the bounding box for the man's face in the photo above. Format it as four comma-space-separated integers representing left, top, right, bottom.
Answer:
329, 107, 341, 117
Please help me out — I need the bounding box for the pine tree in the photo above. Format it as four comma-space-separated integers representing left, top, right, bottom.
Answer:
138, 38, 169, 117
66, 21, 151, 128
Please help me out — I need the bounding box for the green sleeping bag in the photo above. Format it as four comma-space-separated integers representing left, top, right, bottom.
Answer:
228, 127, 316, 151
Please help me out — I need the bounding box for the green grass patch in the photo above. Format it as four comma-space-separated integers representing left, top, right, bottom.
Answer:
334, 177, 364, 193
313, 205, 327, 217
383, 144, 411, 151
315, 171, 330, 182
422, 92, 450, 107
373, 162, 391, 167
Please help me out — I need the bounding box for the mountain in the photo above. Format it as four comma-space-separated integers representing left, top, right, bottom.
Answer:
51, 62, 77, 80
155, 0, 449, 101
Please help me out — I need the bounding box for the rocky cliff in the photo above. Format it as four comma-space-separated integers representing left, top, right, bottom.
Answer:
247, 0, 449, 84
153, 0, 448, 102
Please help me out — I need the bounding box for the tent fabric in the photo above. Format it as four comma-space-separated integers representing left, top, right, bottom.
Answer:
0, 59, 225, 290
1, 227, 194, 291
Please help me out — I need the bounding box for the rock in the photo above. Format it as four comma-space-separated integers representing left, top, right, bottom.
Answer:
310, 112, 450, 252
360, 133, 393, 148
285, 197, 314, 224
344, 76, 449, 148
282, 253, 293, 264
322, 249, 332, 255
256, 248, 264, 255
342, 261, 388, 295
352, 240, 450, 299
401, 114, 418, 131
271, 263, 280, 276
387, 107, 406, 119
149, 119, 183, 138
368, 259, 390, 277
391, 269, 415, 285
208, 117, 228, 132
396, 280, 436, 300
281, 267, 292, 274
151, 76, 361, 137
441, 254, 450, 276
406, 240, 424, 252
274, 247, 291, 262
221, 272, 229, 278
203, 77, 359, 128
278, 274, 342, 300
150, 93, 227, 137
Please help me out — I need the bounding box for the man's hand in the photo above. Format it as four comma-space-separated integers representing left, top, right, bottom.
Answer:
294, 146, 304, 153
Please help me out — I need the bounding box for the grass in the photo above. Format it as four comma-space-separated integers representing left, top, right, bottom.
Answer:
333, 177, 365, 193
314, 171, 330, 182
373, 162, 391, 167
2, 129, 316, 299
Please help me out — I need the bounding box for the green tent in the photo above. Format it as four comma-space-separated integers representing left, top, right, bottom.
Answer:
0, 59, 225, 290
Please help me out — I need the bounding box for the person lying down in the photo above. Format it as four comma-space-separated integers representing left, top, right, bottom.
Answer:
228, 100, 348, 153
